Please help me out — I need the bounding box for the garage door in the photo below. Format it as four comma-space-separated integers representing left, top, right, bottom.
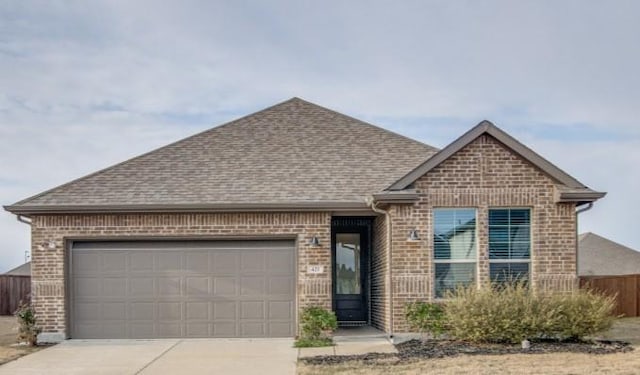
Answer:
70, 240, 295, 339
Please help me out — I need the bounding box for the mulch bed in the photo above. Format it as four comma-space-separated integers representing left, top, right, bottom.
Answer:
300, 339, 634, 366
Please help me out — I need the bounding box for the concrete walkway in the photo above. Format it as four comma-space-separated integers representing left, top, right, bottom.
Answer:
298, 334, 397, 358
0, 339, 297, 375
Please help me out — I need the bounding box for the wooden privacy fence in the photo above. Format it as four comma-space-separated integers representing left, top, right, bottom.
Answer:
0, 275, 31, 315
579, 274, 640, 317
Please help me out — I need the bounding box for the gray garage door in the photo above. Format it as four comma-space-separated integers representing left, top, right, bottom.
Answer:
70, 240, 295, 339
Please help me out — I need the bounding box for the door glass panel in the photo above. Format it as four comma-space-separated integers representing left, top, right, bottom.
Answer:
336, 233, 361, 295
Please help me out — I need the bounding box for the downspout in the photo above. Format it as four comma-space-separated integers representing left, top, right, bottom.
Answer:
367, 197, 394, 339
575, 202, 593, 283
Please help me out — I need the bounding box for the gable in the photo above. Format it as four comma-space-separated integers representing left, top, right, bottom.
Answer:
386, 120, 604, 204
416, 134, 556, 190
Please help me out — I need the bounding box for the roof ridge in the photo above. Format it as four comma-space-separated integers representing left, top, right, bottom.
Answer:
5, 98, 305, 208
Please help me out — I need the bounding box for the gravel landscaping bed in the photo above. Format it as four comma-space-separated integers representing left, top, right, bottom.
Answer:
300, 339, 633, 366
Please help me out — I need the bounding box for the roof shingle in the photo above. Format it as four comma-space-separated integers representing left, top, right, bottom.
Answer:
7, 98, 437, 213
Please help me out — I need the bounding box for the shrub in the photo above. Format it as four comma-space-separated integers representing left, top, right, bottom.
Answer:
14, 302, 41, 346
406, 302, 447, 338
545, 289, 616, 340
444, 282, 541, 343
295, 306, 337, 347
443, 283, 615, 344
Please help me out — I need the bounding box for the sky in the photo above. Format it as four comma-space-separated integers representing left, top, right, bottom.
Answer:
1, 0, 639, 271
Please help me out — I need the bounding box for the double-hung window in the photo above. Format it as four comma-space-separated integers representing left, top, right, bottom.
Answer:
488, 208, 531, 283
433, 208, 477, 298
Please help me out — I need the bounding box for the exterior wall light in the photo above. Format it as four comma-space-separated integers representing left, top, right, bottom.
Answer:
408, 229, 421, 241
309, 236, 320, 247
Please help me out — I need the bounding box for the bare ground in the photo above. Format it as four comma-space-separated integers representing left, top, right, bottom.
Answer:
0, 316, 42, 365
298, 317, 640, 375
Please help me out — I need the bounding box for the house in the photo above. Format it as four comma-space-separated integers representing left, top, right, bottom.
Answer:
578, 232, 640, 276
3, 261, 31, 276
4, 98, 605, 342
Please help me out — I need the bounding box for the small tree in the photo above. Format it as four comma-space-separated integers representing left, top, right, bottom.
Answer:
15, 302, 41, 346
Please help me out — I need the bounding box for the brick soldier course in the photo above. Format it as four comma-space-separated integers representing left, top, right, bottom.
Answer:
5, 98, 604, 341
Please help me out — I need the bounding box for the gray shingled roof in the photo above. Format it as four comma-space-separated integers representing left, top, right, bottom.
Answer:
6, 98, 438, 213
3, 262, 31, 276
578, 232, 640, 276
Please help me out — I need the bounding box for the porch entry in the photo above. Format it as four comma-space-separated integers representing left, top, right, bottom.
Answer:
331, 217, 372, 326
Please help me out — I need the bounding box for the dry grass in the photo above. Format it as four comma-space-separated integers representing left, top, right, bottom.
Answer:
299, 317, 640, 375
298, 351, 640, 375
0, 316, 42, 365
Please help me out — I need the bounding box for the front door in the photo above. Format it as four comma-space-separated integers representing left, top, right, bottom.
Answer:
332, 218, 370, 324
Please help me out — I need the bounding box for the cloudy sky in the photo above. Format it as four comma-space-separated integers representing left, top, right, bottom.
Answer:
1, 1, 639, 271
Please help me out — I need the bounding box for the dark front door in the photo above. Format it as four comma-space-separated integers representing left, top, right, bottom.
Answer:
332, 218, 371, 324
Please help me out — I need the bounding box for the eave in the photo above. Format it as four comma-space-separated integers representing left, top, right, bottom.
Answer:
3, 201, 372, 216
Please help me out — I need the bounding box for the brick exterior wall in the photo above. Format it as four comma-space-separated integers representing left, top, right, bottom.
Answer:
27, 133, 581, 338
370, 215, 389, 332
30, 212, 332, 338
388, 134, 578, 332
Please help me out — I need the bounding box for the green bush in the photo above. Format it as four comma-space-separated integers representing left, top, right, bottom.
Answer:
295, 306, 337, 347
443, 283, 616, 343
14, 302, 41, 346
406, 302, 447, 338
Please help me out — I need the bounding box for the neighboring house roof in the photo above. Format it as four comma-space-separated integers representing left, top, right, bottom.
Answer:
387, 121, 605, 204
5, 98, 438, 214
3, 261, 31, 276
578, 232, 640, 276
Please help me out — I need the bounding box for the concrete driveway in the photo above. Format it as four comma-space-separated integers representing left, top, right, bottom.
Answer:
0, 339, 297, 375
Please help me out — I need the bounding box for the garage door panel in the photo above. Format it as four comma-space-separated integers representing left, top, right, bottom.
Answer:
130, 253, 154, 272
71, 240, 294, 339
268, 301, 293, 319
102, 302, 127, 320
131, 302, 155, 320
240, 277, 265, 296
185, 252, 210, 273
268, 251, 294, 273
158, 302, 182, 320
213, 277, 237, 295
241, 251, 266, 272
213, 301, 236, 319
241, 322, 265, 337
269, 322, 294, 337
75, 277, 101, 298
213, 322, 236, 337
73, 253, 100, 275
186, 277, 210, 296
240, 301, 264, 319
102, 252, 127, 273
269, 277, 294, 295
103, 278, 127, 297
212, 252, 238, 273
131, 323, 154, 338
158, 323, 182, 337
186, 323, 210, 337
130, 278, 155, 297
158, 277, 182, 296
157, 252, 182, 271
186, 301, 209, 320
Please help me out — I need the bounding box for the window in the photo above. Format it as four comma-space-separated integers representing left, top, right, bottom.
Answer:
488, 208, 531, 283
433, 208, 477, 298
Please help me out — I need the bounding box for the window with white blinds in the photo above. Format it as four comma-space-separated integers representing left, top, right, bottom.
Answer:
433, 208, 477, 298
489, 208, 531, 284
